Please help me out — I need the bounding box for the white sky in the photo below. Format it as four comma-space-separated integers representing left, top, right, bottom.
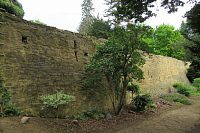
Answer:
17, 0, 194, 32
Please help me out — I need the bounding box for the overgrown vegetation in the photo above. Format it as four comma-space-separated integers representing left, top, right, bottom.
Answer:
161, 93, 192, 105
85, 24, 149, 115
192, 78, 200, 90
72, 107, 105, 121
133, 94, 155, 112
30, 19, 47, 26
41, 91, 75, 118
0, 80, 20, 117
143, 24, 186, 60
0, 0, 24, 17
173, 83, 200, 96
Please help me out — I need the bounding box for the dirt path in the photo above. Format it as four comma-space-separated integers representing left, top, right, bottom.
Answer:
0, 97, 199, 133
109, 96, 200, 133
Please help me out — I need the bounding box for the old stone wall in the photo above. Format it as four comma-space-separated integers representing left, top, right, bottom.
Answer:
0, 11, 190, 116
139, 54, 190, 96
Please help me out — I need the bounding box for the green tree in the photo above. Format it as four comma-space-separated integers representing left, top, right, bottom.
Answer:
185, 3, 200, 33
88, 17, 112, 39
0, 0, 24, 18
180, 3, 200, 82
78, 0, 94, 35
106, 0, 195, 23
143, 24, 186, 60
85, 24, 148, 115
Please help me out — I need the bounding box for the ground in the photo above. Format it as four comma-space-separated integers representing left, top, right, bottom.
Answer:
0, 96, 199, 133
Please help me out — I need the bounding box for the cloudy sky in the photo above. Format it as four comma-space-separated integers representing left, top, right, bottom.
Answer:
17, 0, 194, 32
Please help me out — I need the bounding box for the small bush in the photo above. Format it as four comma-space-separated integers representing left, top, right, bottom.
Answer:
192, 78, 200, 89
133, 94, 154, 112
72, 107, 105, 121
173, 83, 197, 97
161, 93, 191, 105
41, 91, 75, 118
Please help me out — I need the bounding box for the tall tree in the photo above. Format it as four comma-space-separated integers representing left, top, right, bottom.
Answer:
85, 24, 149, 115
181, 3, 200, 82
0, 0, 24, 17
78, 0, 94, 35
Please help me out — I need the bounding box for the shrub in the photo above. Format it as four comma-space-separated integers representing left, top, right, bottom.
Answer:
161, 93, 192, 105
72, 107, 105, 121
0, 0, 24, 17
0, 80, 20, 117
133, 94, 154, 112
127, 84, 140, 99
173, 83, 197, 97
41, 91, 75, 118
192, 78, 200, 89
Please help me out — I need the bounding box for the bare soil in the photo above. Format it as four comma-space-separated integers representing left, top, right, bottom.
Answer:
0, 96, 199, 133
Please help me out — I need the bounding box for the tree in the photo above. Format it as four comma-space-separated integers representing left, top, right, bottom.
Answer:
180, 3, 200, 82
143, 24, 186, 60
85, 24, 148, 115
78, 0, 94, 35
106, 0, 196, 23
185, 3, 200, 33
88, 17, 112, 39
0, 0, 24, 18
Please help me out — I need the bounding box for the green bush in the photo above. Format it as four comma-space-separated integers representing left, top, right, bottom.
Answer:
133, 94, 154, 112
127, 84, 140, 99
192, 78, 200, 89
161, 93, 192, 105
41, 91, 75, 118
0, 0, 24, 17
173, 83, 197, 97
72, 107, 105, 121
41, 91, 75, 109
0, 80, 20, 117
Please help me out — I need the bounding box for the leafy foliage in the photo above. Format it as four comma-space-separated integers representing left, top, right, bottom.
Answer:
143, 24, 186, 60
41, 91, 75, 109
192, 78, 200, 89
0, 80, 20, 117
72, 107, 105, 121
85, 24, 148, 115
161, 93, 192, 105
88, 17, 112, 39
78, 0, 94, 35
133, 94, 154, 111
173, 83, 200, 96
180, 22, 200, 82
127, 83, 140, 99
30, 19, 47, 26
185, 3, 200, 33
106, 0, 191, 23
0, 0, 24, 17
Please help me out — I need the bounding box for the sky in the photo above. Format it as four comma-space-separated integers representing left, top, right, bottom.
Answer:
17, 0, 194, 32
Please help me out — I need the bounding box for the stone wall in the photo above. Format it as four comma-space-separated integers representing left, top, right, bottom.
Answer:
0, 11, 109, 116
0, 11, 190, 116
139, 54, 190, 96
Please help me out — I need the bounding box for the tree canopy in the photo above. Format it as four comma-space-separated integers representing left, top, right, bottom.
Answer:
78, 0, 94, 35
143, 24, 186, 60
106, 0, 197, 23
0, 0, 24, 18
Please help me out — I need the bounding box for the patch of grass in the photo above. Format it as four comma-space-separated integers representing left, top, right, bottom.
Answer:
161, 93, 192, 105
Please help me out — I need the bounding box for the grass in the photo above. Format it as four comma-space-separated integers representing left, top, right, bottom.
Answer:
161, 93, 192, 105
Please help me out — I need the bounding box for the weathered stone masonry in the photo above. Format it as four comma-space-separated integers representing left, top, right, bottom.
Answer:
0, 11, 190, 116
